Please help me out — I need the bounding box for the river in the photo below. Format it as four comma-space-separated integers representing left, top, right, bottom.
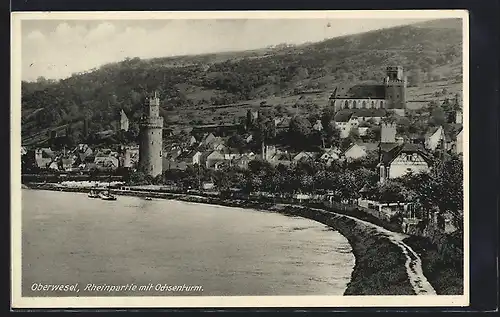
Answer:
21, 190, 355, 297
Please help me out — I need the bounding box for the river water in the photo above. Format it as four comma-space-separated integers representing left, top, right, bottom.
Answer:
21, 190, 355, 297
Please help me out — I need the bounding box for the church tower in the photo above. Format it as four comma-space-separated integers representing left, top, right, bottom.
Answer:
139, 92, 163, 177
384, 66, 407, 115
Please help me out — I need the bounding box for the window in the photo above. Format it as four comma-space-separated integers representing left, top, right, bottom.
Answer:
371, 101, 375, 108
380, 101, 384, 108
344, 100, 349, 109
362, 101, 367, 109
353, 101, 357, 108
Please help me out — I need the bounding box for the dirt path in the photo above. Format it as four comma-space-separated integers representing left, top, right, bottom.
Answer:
283, 204, 437, 296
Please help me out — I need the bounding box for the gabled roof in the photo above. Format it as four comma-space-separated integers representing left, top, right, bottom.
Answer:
330, 84, 386, 99
272, 152, 293, 161
425, 126, 444, 139
334, 111, 354, 123
359, 142, 379, 152
293, 151, 317, 161
380, 143, 433, 166
177, 149, 200, 160
221, 147, 241, 155
379, 142, 400, 153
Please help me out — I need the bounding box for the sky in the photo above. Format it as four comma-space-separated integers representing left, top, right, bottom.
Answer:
21, 18, 430, 81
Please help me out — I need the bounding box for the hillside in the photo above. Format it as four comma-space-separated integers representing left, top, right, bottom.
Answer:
21, 18, 463, 146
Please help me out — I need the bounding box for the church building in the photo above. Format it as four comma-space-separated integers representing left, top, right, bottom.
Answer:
330, 66, 407, 116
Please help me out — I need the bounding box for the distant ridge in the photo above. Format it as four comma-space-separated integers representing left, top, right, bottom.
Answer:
21, 18, 463, 144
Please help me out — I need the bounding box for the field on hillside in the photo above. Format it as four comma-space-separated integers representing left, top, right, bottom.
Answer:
21, 18, 463, 142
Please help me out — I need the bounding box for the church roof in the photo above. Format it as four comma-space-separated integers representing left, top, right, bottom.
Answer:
330, 84, 386, 99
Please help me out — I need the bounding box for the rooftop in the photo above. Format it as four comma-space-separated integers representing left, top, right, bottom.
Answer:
330, 84, 386, 99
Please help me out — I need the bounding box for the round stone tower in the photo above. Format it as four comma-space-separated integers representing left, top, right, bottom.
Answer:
139, 92, 163, 177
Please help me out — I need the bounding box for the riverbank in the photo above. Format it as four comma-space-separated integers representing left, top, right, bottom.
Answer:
403, 233, 464, 295
23, 185, 435, 296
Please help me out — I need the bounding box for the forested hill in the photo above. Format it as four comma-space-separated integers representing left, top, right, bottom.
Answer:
21, 18, 462, 144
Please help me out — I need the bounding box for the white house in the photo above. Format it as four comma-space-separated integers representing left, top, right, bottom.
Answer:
425, 126, 446, 151
334, 112, 359, 139
320, 147, 341, 166
455, 128, 463, 154
312, 120, 323, 131
379, 143, 432, 183
343, 142, 378, 161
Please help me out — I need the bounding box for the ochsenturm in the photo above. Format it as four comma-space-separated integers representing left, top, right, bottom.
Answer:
152, 284, 203, 292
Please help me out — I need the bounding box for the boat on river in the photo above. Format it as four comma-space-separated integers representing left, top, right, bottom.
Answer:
88, 190, 100, 198
99, 190, 117, 201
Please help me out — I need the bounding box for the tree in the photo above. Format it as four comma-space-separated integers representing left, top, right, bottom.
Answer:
376, 180, 406, 203
128, 171, 151, 185
288, 116, 312, 149
429, 105, 447, 127
245, 109, 253, 131
348, 127, 361, 142
227, 134, 246, 152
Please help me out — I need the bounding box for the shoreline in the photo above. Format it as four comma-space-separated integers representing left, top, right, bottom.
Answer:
23, 185, 436, 296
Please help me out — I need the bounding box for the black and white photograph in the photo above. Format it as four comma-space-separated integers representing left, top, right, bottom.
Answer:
12, 10, 468, 308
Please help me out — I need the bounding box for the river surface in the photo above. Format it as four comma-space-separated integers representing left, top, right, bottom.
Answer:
21, 190, 355, 296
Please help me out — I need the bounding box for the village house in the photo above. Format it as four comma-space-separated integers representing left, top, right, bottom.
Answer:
94, 156, 119, 171
448, 127, 463, 155
343, 142, 378, 161
199, 133, 216, 147
189, 136, 197, 147
268, 152, 294, 167
455, 128, 463, 154
205, 150, 226, 169
121, 145, 139, 168
424, 126, 446, 151
312, 120, 323, 131
378, 143, 433, 183
293, 151, 317, 163
221, 148, 241, 161
243, 133, 253, 144
274, 116, 291, 133
232, 153, 256, 169
334, 112, 360, 138
164, 149, 202, 171
120, 109, 129, 131
94, 148, 119, 171
61, 157, 75, 171
358, 127, 369, 137
72, 144, 93, 159
35, 148, 55, 169
320, 147, 341, 166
